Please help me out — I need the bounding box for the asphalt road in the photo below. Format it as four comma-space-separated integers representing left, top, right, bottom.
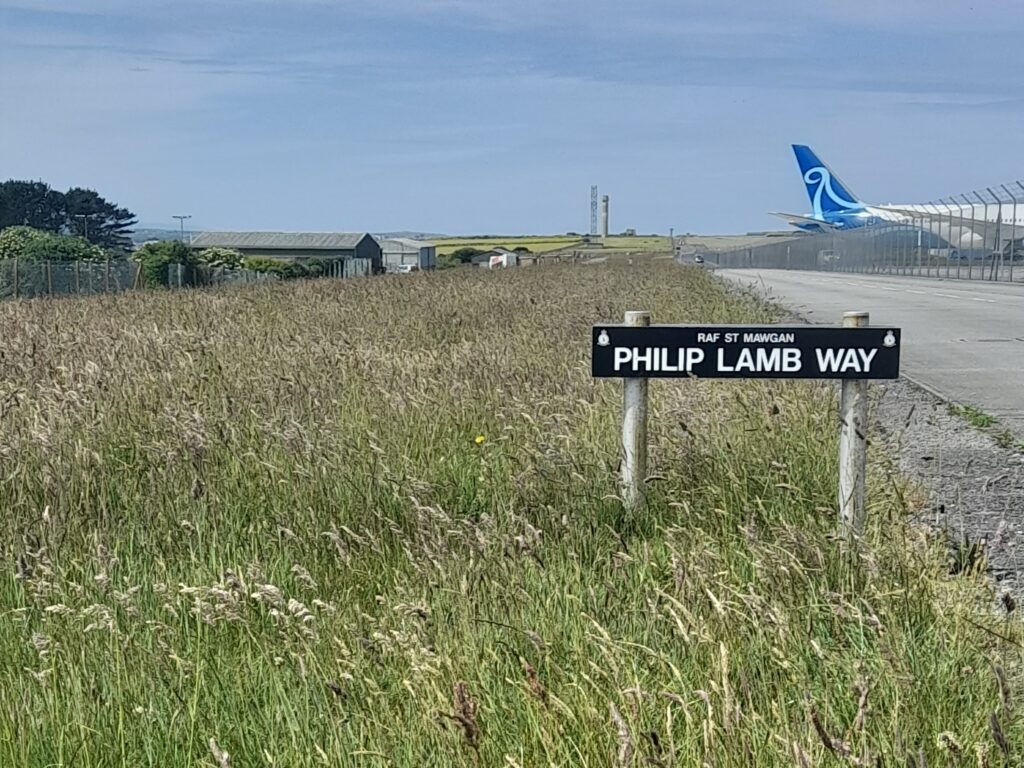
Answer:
717, 269, 1024, 435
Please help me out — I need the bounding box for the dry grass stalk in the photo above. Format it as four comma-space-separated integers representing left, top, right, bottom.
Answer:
522, 660, 547, 705
208, 737, 231, 768
853, 674, 871, 733
444, 681, 480, 751
610, 703, 634, 767
809, 700, 862, 765
990, 711, 1010, 760
937, 732, 963, 758
994, 666, 1012, 714
791, 741, 812, 768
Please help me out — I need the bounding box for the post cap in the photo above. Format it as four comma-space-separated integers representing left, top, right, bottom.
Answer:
842, 310, 869, 328
624, 310, 651, 326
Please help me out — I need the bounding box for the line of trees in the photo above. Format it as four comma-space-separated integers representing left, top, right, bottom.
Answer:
0, 180, 137, 253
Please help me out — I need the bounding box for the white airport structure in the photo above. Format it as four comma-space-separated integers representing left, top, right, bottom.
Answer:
774, 145, 1024, 258
380, 238, 437, 272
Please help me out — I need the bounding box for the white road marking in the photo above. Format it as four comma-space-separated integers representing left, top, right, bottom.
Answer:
934, 293, 960, 299
906, 290, 926, 295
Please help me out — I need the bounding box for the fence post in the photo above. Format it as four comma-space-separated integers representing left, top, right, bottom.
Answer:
45, 261, 53, 296
13, 257, 19, 298
75, 261, 81, 294
839, 311, 869, 541
621, 310, 650, 512
105, 259, 111, 292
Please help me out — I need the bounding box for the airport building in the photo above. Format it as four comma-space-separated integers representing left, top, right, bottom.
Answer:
190, 232, 383, 273
380, 238, 437, 272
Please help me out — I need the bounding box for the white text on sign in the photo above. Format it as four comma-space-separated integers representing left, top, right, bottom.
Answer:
612, 347, 880, 375
613, 347, 705, 373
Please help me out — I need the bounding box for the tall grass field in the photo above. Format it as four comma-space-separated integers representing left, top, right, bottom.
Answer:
0, 262, 1019, 766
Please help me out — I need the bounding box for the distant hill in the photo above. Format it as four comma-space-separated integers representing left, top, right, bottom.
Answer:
131, 228, 193, 244
373, 232, 448, 241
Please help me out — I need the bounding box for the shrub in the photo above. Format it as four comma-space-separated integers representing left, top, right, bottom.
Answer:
0, 226, 105, 261
450, 247, 484, 263
132, 240, 195, 287
242, 256, 309, 279
303, 259, 327, 278
197, 247, 245, 269
0, 226, 45, 259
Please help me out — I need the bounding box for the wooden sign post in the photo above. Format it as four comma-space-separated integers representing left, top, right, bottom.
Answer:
621, 311, 650, 512
593, 314, 900, 539
839, 312, 869, 539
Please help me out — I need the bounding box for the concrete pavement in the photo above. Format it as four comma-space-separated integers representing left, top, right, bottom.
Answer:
718, 269, 1024, 435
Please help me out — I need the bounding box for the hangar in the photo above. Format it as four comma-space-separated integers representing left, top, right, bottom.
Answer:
190, 231, 383, 274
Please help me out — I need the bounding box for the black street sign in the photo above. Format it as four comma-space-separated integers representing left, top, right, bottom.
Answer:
592, 325, 901, 379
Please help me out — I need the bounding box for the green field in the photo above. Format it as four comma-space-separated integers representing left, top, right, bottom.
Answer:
600, 235, 671, 251
433, 235, 671, 257
433, 236, 583, 256
0, 262, 1020, 765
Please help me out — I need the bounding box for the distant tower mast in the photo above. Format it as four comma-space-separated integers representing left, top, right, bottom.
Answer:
590, 185, 599, 236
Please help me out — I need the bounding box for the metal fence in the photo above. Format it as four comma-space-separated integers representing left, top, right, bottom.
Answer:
0, 257, 374, 300
695, 181, 1024, 282
164, 263, 279, 288
0, 259, 140, 299
165, 258, 372, 287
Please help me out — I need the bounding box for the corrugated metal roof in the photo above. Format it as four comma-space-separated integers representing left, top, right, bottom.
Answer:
191, 231, 373, 250
381, 238, 435, 251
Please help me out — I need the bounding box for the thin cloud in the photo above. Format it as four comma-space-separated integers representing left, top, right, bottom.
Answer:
2, 0, 1023, 233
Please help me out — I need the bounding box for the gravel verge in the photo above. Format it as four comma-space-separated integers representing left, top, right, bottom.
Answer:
872, 377, 1024, 593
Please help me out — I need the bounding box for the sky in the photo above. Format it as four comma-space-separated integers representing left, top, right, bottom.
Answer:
2, 0, 1023, 235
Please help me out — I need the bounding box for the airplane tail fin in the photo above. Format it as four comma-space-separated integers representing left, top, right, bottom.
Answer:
792, 144, 865, 217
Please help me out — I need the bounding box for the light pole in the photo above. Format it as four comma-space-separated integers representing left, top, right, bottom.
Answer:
75, 213, 93, 242
172, 215, 192, 242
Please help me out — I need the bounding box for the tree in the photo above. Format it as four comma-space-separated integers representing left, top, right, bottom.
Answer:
0, 182, 66, 232
64, 187, 136, 252
0, 180, 137, 253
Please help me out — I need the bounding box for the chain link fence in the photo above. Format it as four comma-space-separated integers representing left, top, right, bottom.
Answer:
0, 257, 375, 300
0, 259, 140, 299
165, 258, 372, 287
693, 181, 1024, 282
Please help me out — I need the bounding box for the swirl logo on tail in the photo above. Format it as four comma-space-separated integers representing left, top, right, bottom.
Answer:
804, 166, 863, 219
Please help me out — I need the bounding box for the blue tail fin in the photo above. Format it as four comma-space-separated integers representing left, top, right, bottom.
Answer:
792, 144, 864, 219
